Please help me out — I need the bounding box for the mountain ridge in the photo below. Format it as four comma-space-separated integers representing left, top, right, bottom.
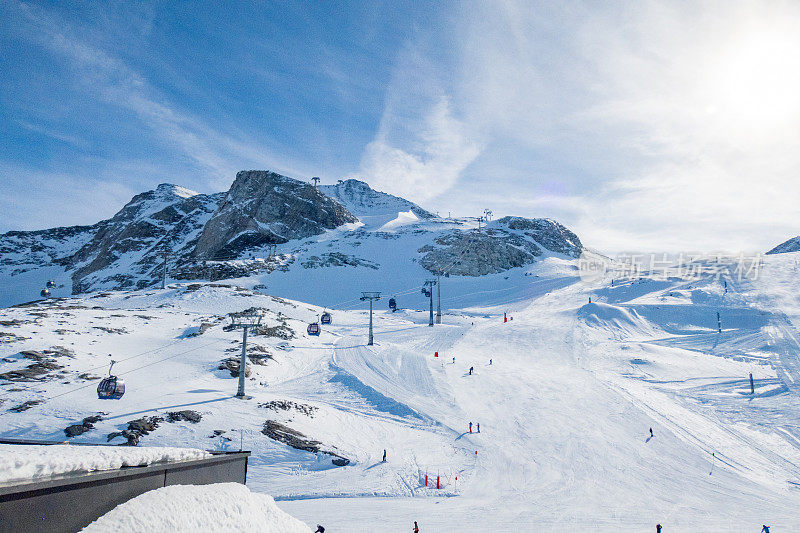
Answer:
0, 171, 583, 307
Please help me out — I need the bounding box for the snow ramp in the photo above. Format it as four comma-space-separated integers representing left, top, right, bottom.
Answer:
578, 302, 658, 339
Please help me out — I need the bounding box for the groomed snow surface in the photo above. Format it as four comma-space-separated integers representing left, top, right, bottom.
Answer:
0, 444, 210, 484
83, 483, 311, 533
3, 253, 800, 530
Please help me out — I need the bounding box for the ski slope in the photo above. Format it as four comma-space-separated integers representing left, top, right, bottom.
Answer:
2, 253, 800, 530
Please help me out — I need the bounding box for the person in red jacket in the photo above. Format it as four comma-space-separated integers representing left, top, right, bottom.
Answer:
414, 521, 419, 532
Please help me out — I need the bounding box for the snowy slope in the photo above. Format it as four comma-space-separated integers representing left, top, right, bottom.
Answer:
3, 253, 800, 530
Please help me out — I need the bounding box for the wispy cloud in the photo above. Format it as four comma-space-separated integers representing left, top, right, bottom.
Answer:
356, 44, 482, 201
16, 120, 87, 148
7, 0, 309, 192
374, 0, 800, 253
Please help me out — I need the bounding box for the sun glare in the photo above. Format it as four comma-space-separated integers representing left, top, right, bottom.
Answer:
707, 30, 800, 130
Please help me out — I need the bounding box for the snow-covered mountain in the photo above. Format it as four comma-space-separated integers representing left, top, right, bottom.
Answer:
767, 235, 800, 254
319, 178, 435, 223
0, 171, 583, 308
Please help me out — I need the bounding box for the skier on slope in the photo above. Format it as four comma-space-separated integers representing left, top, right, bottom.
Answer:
315, 526, 325, 533
489, 359, 492, 365
761, 525, 770, 533
649, 427, 654, 438
469, 366, 474, 375
477, 422, 480, 433
383, 449, 387, 462
414, 521, 420, 532
469, 422, 473, 433
656, 524, 661, 533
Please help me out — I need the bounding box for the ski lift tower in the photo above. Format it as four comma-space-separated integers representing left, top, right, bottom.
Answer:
360, 292, 381, 345
229, 309, 263, 399
435, 269, 443, 324
424, 279, 437, 326
312, 177, 320, 188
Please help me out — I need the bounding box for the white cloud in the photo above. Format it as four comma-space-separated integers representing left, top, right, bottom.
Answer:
406, 0, 800, 253
359, 97, 481, 201
356, 45, 482, 201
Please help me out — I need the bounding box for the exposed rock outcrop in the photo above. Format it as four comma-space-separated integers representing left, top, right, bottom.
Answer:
166, 410, 202, 423
418, 217, 582, 276
64, 414, 104, 438
767, 236, 800, 255
9, 399, 42, 412
108, 416, 163, 446
261, 420, 349, 466
219, 357, 251, 377
194, 171, 357, 260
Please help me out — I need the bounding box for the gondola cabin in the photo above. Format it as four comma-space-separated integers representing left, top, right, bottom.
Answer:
97, 376, 125, 400
320, 312, 332, 325
388, 298, 397, 311
97, 361, 125, 400
40, 289, 50, 298
307, 322, 320, 336
46, 280, 56, 288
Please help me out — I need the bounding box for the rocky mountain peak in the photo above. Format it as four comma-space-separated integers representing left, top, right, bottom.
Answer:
154, 183, 200, 199
767, 236, 800, 255
320, 179, 435, 219
193, 171, 358, 259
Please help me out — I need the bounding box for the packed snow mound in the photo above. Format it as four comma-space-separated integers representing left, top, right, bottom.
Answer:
82, 483, 312, 533
378, 210, 419, 231
767, 236, 800, 255
0, 444, 210, 483
578, 302, 658, 339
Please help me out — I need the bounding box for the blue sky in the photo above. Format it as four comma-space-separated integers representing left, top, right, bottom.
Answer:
2, 1, 799, 253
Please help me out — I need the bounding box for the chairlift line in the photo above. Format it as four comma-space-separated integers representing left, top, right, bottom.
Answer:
39, 338, 227, 403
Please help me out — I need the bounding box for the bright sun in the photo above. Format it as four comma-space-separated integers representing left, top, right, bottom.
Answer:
706, 30, 800, 130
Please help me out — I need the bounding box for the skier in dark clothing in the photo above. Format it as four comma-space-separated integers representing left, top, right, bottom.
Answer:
383, 449, 386, 462
762, 525, 770, 533
477, 422, 480, 433
316, 526, 325, 533
469, 366, 474, 375
649, 427, 654, 438
414, 521, 419, 532
656, 524, 661, 533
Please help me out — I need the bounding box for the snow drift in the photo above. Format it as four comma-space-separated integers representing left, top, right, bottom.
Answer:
0, 444, 210, 483
578, 301, 658, 339
82, 483, 312, 532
